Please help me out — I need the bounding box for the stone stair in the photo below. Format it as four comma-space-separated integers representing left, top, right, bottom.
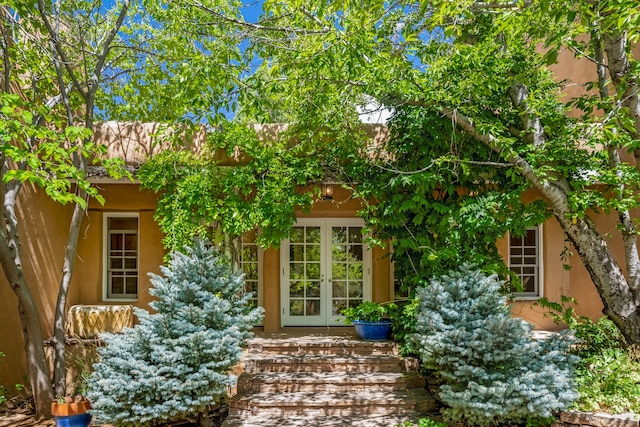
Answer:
222, 336, 436, 427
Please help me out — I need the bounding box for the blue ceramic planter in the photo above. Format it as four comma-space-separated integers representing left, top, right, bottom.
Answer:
54, 412, 92, 427
353, 320, 392, 341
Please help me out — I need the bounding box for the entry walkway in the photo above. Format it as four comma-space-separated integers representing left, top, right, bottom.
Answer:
222, 331, 436, 427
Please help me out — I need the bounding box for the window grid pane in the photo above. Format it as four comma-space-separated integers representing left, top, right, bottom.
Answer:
332, 226, 365, 315
509, 227, 539, 296
288, 226, 324, 316
107, 217, 138, 299
240, 233, 261, 309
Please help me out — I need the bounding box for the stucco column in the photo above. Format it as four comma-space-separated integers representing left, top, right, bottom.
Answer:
372, 246, 391, 303
262, 247, 280, 332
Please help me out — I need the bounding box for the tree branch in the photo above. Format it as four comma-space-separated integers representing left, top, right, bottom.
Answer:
507, 83, 547, 147
0, 7, 12, 93
604, 31, 640, 142
439, 106, 573, 209
91, 0, 129, 98
36, 0, 88, 103
592, 28, 640, 294
469, 1, 534, 10
186, 0, 330, 35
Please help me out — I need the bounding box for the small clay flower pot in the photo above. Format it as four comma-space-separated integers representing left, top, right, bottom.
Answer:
52, 400, 92, 427
51, 400, 91, 417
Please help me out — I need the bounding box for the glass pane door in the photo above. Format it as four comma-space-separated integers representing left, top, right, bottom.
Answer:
288, 225, 322, 319
330, 226, 365, 321
281, 219, 371, 327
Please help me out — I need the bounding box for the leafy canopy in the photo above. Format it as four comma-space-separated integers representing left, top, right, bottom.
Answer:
138, 123, 325, 251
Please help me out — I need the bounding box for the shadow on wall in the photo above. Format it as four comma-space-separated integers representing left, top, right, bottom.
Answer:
0, 183, 74, 391
94, 121, 207, 164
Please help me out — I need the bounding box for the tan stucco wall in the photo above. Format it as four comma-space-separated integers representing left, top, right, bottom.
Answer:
262, 248, 281, 332
0, 183, 73, 391
0, 183, 165, 391
0, 128, 635, 393
501, 189, 609, 329
74, 184, 165, 308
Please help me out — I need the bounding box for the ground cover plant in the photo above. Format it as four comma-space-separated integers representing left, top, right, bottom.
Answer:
539, 297, 640, 413
412, 264, 578, 426
87, 241, 263, 427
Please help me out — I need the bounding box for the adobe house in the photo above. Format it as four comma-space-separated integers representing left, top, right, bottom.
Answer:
0, 49, 622, 392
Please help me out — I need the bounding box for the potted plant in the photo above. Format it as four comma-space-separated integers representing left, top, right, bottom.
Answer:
51, 395, 92, 427
341, 301, 394, 341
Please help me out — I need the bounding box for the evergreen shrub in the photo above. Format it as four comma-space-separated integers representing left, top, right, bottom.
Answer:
87, 241, 263, 426
412, 264, 577, 426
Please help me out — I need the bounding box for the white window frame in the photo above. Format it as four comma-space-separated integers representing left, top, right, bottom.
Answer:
508, 225, 544, 300
103, 213, 139, 302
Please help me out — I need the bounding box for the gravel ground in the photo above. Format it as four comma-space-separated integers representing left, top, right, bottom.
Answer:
0, 399, 228, 427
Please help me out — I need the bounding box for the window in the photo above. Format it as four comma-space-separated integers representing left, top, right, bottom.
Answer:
104, 214, 139, 300
508, 225, 542, 298
390, 260, 410, 300
239, 231, 262, 309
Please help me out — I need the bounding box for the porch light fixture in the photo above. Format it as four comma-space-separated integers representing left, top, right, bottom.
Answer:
322, 183, 334, 201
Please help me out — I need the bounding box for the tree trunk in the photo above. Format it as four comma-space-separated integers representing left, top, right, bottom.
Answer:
0, 180, 53, 419
553, 212, 640, 341
52, 193, 88, 396
14, 277, 55, 419
198, 412, 213, 427
441, 105, 640, 344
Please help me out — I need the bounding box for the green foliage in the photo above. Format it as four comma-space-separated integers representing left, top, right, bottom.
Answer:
1, 1, 134, 204
537, 296, 640, 412
340, 301, 392, 325
413, 264, 577, 426
138, 122, 324, 252
97, 0, 246, 124
395, 418, 448, 427
537, 296, 627, 357
418, 419, 448, 427
0, 90, 110, 208
353, 106, 550, 286
576, 348, 640, 413
229, 0, 640, 346
387, 298, 420, 356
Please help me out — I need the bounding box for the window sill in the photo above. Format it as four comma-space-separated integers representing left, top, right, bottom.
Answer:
512, 295, 541, 301
102, 297, 138, 303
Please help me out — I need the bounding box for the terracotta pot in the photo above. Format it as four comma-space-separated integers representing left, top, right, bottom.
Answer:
51, 400, 91, 417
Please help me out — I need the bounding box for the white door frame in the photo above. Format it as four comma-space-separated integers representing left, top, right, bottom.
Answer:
280, 218, 372, 327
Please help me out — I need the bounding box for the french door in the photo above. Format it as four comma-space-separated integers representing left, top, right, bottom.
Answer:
280, 218, 371, 326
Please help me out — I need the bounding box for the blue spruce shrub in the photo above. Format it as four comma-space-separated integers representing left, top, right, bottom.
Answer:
87, 241, 264, 426
412, 264, 577, 426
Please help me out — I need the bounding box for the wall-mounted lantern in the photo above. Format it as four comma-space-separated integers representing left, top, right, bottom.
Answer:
322, 183, 334, 201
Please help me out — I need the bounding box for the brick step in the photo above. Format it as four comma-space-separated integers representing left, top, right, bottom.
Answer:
237, 371, 426, 393
246, 337, 398, 357
221, 413, 428, 427
242, 354, 419, 374
228, 389, 437, 418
